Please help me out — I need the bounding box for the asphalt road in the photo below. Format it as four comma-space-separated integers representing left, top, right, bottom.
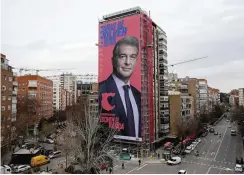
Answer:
112, 117, 243, 174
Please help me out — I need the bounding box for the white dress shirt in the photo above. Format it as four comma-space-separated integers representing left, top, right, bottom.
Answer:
112, 74, 139, 138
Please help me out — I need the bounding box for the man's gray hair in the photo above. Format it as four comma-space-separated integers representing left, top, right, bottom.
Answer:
112, 36, 139, 59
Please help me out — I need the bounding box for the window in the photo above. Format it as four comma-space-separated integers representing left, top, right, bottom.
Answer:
2, 85, 6, 91
1, 106, 5, 111
8, 96, 11, 100
4, 75, 7, 80
8, 87, 12, 91
8, 105, 11, 110
1, 115, 4, 121
2, 96, 6, 100
9, 77, 12, 82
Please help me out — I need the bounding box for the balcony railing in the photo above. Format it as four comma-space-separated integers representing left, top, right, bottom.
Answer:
12, 90, 17, 95
13, 81, 18, 86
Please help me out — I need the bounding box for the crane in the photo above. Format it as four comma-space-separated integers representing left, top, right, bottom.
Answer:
168, 56, 208, 67
13, 68, 75, 76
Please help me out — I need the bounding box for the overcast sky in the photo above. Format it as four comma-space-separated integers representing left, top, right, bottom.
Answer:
1, 0, 244, 92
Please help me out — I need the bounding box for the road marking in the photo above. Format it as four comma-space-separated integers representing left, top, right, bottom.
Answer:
126, 166, 139, 174
193, 170, 196, 174
114, 165, 118, 168
206, 165, 214, 174
136, 164, 148, 171
214, 125, 229, 161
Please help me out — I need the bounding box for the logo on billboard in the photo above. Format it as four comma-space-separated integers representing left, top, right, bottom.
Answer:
101, 93, 115, 111
100, 20, 128, 47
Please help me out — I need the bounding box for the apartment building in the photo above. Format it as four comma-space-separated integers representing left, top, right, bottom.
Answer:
60, 73, 77, 104
156, 27, 170, 138
187, 78, 200, 118
169, 90, 194, 136
198, 79, 209, 113
1, 54, 16, 153
16, 75, 53, 134
239, 88, 244, 107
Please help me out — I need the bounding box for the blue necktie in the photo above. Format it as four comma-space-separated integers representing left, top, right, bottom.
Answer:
123, 85, 136, 137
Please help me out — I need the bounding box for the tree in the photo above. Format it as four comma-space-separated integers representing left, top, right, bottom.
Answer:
56, 100, 117, 173
14, 94, 41, 140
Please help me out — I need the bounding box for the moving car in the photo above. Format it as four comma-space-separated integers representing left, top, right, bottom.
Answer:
178, 170, 187, 174
13, 165, 30, 173
167, 157, 181, 165
234, 164, 243, 172
231, 130, 237, 136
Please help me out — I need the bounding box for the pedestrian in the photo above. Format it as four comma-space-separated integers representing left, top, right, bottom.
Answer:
122, 162, 124, 169
109, 167, 112, 174
105, 166, 108, 173
157, 153, 160, 159
46, 166, 49, 172
138, 159, 141, 166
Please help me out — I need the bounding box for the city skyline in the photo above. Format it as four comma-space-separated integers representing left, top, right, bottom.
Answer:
2, 0, 244, 92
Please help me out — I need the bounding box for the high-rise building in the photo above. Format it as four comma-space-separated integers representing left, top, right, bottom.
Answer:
198, 79, 209, 113
16, 75, 53, 134
60, 73, 77, 104
1, 53, 17, 154
238, 88, 244, 107
98, 6, 169, 153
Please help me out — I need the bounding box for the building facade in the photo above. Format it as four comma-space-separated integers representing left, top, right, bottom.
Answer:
16, 75, 53, 134
60, 73, 77, 104
198, 79, 209, 113
239, 88, 244, 107
99, 7, 169, 153
169, 90, 194, 136
187, 78, 200, 118
1, 53, 16, 153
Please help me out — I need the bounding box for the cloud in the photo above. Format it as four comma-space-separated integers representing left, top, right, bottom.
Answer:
1, 0, 244, 92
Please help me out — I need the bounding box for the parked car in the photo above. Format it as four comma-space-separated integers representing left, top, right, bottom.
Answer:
214, 132, 218, 135
48, 151, 62, 159
167, 157, 181, 165
178, 170, 187, 174
209, 128, 214, 133
13, 165, 30, 173
196, 138, 201, 143
234, 164, 243, 173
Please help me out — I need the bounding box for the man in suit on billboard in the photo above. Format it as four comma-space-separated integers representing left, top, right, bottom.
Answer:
99, 36, 141, 138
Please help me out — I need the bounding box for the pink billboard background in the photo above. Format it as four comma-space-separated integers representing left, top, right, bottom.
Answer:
98, 14, 141, 91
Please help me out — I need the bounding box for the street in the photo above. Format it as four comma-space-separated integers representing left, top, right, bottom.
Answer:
111, 118, 243, 174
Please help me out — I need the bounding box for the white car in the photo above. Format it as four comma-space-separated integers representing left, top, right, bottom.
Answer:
48, 151, 62, 159
178, 170, 187, 174
167, 157, 181, 165
13, 165, 30, 173
196, 138, 201, 143
184, 146, 192, 154
46, 138, 54, 144
235, 164, 243, 172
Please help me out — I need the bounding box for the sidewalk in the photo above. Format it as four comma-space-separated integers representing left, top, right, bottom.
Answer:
1, 151, 13, 165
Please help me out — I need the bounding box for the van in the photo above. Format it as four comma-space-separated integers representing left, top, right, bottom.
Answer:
31, 155, 50, 167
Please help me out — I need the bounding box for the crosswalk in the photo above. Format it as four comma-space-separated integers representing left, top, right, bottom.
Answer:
182, 160, 234, 171
188, 156, 236, 165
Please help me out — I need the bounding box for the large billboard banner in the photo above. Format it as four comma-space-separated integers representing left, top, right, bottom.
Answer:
98, 14, 142, 141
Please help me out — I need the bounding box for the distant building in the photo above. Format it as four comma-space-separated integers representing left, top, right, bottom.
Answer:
198, 79, 209, 113
229, 95, 239, 107
187, 78, 200, 118
1, 53, 17, 154
238, 88, 244, 107
16, 75, 53, 134
169, 90, 194, 136
60, 73, 77, 104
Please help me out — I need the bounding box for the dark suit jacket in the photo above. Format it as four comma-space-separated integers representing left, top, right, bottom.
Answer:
98, 74, 141, 138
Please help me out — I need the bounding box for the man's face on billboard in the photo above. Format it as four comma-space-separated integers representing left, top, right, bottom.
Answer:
113, 44, 138, 81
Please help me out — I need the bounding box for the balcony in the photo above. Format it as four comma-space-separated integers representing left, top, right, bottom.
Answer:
12, 90, 17, 95
160, 123, 169, 130
28, 80, 37, 88
13, 81, 18, 86
12, 99, 17, 104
